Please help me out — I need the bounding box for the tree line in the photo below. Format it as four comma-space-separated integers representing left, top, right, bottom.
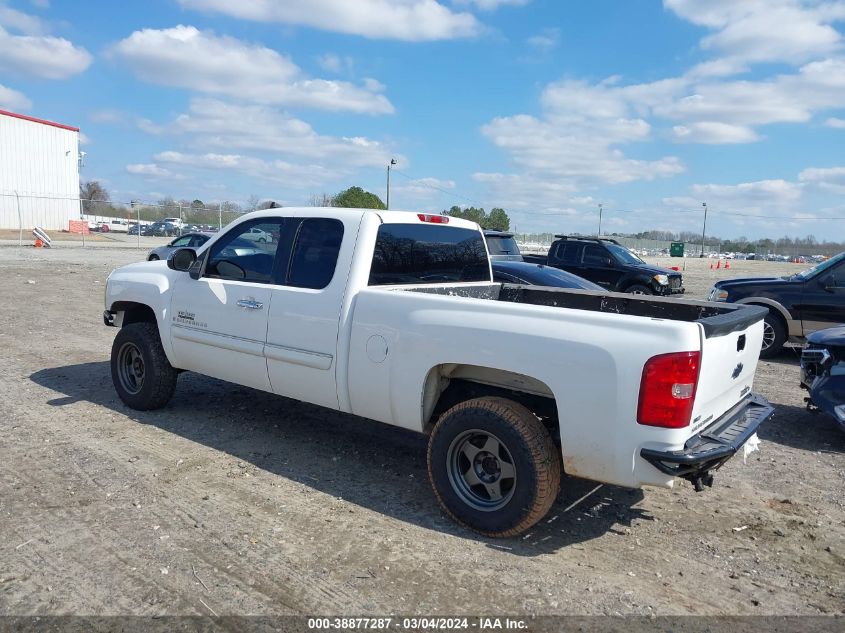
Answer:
89, 179, 837, 255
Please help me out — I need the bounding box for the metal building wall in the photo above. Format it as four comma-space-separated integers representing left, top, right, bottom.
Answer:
0, 111, 80, 231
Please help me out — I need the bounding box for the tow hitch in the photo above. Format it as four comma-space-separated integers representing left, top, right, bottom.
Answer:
685, 471, 714, 492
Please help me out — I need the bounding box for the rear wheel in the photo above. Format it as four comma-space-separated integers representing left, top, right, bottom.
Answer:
427, 397, 561, 537
148, 254, 160, 261
626, 284, 653, 295
760, 313, 786, 359
111, 322, 177, 410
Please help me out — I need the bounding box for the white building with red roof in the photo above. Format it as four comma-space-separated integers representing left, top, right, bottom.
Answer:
0, 109, 81, 231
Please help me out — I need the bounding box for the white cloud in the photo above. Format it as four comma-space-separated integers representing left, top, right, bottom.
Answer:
672, 121, 760, 144
29, 0, 49, 8
480, 101, 683, 188
690, 179, 803, 206
130, 98, 402, 194
664, 0, 845, 65
90, 109, 127, 124
316, 53, 349, 74
126, 163, 177, 178
456, 0, 531, 10
473, 3, 845, 219
111, 26, 394, 114
526, 28, 559, 51
0, 5, 45, 34
799, 165, 845, 193
0, 8, 91, 79
139, 98, 397, 168
153, 150, 339, 188
177, 0, 480, 41
825, 116, 845, 128
0, 83, 31, 110
393, 176, 456, 199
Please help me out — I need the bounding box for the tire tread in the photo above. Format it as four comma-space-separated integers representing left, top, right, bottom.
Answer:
427, 396, 561, 538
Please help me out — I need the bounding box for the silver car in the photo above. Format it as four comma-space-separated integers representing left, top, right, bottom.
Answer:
147, 232, 212, 261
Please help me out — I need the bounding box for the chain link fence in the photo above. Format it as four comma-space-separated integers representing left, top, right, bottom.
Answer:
513, 232, 841, 261
0, 192, 250, 246
2, 191, 841, 260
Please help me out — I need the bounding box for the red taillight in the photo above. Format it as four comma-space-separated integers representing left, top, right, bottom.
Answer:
417, 214, 449, 224
637, 351, 700, 428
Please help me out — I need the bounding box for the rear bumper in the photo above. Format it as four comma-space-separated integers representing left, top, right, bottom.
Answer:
640, 394, 773, 490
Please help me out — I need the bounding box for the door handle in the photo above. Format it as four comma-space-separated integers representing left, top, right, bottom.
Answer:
237, 299, 264, 310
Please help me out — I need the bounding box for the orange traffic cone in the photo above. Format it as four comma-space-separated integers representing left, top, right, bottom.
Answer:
34, 238, 43, 248
716, 260, 721, 269
725, 261, 730, 269
710, 262, 713, 269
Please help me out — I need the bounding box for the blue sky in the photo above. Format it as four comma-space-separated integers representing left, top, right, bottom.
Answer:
2, 0, 845, 239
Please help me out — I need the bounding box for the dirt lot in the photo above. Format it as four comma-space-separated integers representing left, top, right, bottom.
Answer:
0, 246, 842, 617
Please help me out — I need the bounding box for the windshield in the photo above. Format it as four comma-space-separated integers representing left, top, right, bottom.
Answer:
486, 235, 520, 255
791, 251, 845, 280
606, 243, 645, 265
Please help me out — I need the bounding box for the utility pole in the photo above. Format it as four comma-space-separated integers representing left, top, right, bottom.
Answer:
598, 203, 603, 237
386, 158, 396, 209
700, 202, 708, 258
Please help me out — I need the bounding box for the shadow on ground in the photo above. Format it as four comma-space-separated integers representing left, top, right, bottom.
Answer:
758, 401, 844, 453
31, 361, 650, 555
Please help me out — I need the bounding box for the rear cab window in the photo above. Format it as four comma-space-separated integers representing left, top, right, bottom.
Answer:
486, 235, 520, 256
369, 223, 490, 286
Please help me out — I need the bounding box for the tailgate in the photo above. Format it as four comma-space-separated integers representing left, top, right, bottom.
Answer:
688, 307, 766, 436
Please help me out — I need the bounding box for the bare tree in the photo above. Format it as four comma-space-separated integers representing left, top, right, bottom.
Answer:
246, 194, 261, 212
80, 181, 110, 214
309, 193, 335, 207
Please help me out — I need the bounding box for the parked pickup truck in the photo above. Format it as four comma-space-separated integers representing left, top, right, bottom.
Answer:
709, 251, 845, 358
524, 235, 685, 296
104, 208, 773, 537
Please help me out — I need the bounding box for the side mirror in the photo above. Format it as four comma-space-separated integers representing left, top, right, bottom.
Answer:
167, 248, 197, 272
819, 275, 835, 292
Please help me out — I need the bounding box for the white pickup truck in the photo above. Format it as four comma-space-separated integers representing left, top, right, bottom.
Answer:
104, 208, 773, 536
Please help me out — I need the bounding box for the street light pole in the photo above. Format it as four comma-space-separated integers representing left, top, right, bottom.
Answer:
386, 158, 396, 209
700, 202, 708, 257
598, 203, 603, 237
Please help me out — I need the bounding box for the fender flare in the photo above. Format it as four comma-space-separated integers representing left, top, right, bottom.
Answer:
734, 297, 800, 336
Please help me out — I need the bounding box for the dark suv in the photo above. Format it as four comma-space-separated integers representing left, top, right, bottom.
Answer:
525, 236, 684, 296
709, 251, 845, 358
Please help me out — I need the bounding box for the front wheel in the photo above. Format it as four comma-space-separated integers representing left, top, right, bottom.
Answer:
148, 254, 160, 261
760, 313, 786, 359
111, 322, 177, 410
626, 284, 653, 295
427, 397, 561, 537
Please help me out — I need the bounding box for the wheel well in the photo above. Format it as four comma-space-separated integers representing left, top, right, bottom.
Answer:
746, 302, 783, 328
111, 301, 157, 327
620, 278, 650, 291
422, 365, 559, 441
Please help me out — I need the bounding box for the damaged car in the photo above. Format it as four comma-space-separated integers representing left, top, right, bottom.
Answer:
800, 325, 845, 432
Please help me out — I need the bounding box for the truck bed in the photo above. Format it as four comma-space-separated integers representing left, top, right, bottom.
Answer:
404, 283, 768, 338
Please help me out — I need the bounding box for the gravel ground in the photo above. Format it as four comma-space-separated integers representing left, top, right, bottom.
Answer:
0, 245, 842, 617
